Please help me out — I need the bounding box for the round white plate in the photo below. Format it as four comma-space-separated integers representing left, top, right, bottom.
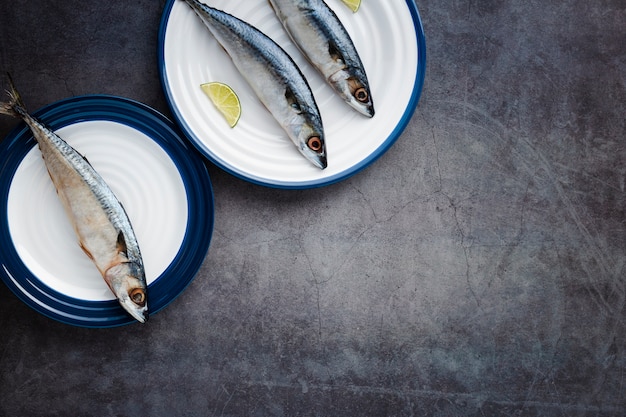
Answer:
9, 120, 187, 301
158, 0, 426, 188
0, 95, 214, 327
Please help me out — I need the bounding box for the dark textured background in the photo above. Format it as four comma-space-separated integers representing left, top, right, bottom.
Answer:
1, 1, 625, 416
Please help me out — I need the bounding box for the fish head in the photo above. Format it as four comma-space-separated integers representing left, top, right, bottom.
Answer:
330, 71, 375, 118
283, 88, 327, 169
105, 262, 148, 323
295, 121, 327, 169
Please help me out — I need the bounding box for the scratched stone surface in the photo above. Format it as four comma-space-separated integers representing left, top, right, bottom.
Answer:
0, 0, 624, 416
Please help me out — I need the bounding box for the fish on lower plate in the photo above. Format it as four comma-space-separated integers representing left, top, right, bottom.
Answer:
182, 0, 327, 169
0, 77, 148, 323
268, 0, 374, 117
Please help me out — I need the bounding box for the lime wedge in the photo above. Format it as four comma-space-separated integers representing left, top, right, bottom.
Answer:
341, 0, 361, 12
200, 82, 241, 128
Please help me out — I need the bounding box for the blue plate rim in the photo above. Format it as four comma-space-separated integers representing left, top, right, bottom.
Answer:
0, 94, 214, 327
157, 0, 427, 189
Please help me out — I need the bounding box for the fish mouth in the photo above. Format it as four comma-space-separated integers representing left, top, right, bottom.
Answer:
118, 297, 148, 323
355, 101, 375, 118
298, 147, 326, 169
310, 153, 327, 170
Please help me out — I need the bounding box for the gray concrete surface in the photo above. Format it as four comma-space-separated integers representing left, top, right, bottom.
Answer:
0, 0, 624, 416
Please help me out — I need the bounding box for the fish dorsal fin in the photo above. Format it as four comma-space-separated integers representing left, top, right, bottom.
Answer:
116, 231, 128, 257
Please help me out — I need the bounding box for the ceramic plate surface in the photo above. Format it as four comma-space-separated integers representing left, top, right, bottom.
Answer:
0, 95, 214, 327
159, 0, 426, 188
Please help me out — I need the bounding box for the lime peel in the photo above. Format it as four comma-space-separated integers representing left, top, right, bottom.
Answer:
200, 82, 241, 128
341, 0, 361, 12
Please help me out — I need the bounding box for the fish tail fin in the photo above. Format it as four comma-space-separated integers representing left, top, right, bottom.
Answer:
0, 73, 28, 119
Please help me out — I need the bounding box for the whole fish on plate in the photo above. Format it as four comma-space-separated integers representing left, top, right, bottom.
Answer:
0, 78, 148, 323
268, 0, 374, 117
182, 0, 327, 169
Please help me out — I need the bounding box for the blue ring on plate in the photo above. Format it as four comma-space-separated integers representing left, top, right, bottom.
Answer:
0, 95, 214, 327
157, 0, 426, 189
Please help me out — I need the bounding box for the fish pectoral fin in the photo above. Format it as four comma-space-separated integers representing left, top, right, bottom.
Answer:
284, 87, 301, 113
79, 241, 94, 260
216, 42, 230, 58
116, 230, 128, 257
328, 40, 345, 65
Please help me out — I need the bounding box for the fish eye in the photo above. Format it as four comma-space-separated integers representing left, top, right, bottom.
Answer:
307, 136, 323, 152
130, 288, 146, 306
354, 87, 369, 103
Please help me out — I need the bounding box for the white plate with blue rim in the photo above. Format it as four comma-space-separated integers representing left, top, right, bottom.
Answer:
158, 0, 426, 188
0, 95, 214, 327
